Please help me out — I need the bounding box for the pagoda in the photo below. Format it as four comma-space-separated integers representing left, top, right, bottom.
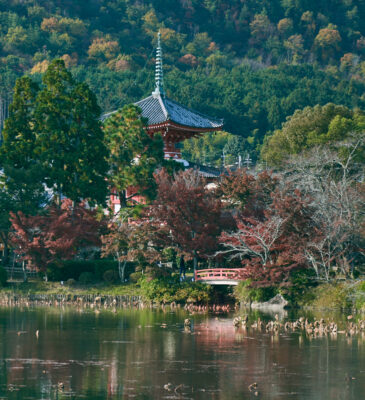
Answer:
136, 32, 223, 159
106, 32, 223, 212
103, 31, 223, 160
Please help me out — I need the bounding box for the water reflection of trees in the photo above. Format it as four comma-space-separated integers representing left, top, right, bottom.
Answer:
0, 307, 364, 399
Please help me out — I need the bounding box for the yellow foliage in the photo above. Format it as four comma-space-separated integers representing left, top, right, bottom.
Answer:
41, 17, 86, 37
41, 17, 60, 32
107, 55, 131, 71
88, 38, 120, 61
315, 27, 341, 49
277, 18, 293, 35
30, 60, 50, 74
61, 54, 78, 68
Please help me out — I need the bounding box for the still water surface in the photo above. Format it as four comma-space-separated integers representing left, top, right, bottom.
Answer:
0, 306, 364, 399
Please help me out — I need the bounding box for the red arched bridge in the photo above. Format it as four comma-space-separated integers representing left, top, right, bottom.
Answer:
194, 268, 245, 285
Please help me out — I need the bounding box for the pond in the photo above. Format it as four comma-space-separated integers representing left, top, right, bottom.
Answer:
0, 306, 364, 399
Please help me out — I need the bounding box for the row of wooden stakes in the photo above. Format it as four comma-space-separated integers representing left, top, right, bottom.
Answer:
233, 315, 365, 336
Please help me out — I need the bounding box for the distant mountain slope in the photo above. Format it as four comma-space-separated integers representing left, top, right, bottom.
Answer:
1, 0, 364, 159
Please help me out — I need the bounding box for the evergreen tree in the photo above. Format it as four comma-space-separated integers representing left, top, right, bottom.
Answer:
1, 76, 39, 168
35, 59, 108, 205
103, 104, 164, 209
0, 76, 47, 265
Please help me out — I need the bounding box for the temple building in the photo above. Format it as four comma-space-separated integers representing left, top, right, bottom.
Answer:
104, 32, 223, 212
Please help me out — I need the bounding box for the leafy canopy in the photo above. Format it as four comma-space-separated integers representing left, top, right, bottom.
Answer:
260, 103, 365, 166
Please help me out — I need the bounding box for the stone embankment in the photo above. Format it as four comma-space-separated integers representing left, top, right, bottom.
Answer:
0, 293, 142, 308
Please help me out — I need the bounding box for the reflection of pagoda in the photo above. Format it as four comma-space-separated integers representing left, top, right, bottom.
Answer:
136, 32, 223, 160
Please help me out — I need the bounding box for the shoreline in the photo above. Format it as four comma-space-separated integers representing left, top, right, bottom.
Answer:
0, 291, 364, 315
1, 279, 364, 313
0, 292, 143, 308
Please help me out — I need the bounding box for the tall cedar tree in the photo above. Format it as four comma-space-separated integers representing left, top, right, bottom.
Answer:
0, 77, 47, 265
10, 199, 104, 273
146, 168, 226, 272
103, 104, 164, 209
35, 59, 109, 204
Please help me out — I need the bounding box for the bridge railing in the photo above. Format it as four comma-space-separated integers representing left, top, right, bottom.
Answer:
195, 268, 246, 282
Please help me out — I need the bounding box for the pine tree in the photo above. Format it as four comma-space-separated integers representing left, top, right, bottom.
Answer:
103, 104, 164, 209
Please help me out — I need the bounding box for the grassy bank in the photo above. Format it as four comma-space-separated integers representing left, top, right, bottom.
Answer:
299, 281, 365, 312
0, 275, 212, 304
0, 280, 141, 297
2, 275, 364, 310
233, 278, 365, 312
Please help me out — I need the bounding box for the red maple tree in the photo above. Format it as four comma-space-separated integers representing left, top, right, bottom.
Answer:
219, 182, 314, 287
10, 199, 104, 273
146, 168, 231, 270
217, 169, 279, 220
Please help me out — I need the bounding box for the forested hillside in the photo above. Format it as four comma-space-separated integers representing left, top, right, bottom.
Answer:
1, 0, 365, 161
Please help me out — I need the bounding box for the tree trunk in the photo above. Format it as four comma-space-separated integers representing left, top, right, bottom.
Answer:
22, 261, 27, 283
119, 190, 127, 209
117, 251, 127, 283
193, 251, 198, 280
120, 260, 127, 283
1, 238, 9, 267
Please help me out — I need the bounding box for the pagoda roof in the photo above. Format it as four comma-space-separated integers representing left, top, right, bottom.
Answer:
135, 93, 223, 130
101, 31, 223, 131
101, 93, 223, 131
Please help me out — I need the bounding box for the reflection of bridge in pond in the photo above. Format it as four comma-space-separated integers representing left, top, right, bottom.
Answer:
194, 268, 245, 285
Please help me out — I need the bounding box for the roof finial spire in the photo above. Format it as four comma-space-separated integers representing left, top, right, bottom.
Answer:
152, 30, 164, 97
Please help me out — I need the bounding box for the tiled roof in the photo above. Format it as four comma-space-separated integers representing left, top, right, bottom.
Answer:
136, 94, 223, 129
101, 93, 223, 130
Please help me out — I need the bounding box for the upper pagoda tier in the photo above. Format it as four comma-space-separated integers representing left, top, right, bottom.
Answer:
135, 92, 223, 140
102, 31, 223, 158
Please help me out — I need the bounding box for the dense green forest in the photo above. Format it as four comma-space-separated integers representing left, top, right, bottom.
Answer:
1, 0, 365, 162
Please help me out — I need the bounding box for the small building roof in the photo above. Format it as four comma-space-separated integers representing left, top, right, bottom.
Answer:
187, 161, 221, 178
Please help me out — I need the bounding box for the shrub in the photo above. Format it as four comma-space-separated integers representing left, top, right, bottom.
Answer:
103, 269, 119, 283
47, 259, 119, 281
281, 268, 317, 304
145, 266, 171, 280
129, 271, 142, 283
302, 283, 353, 310
94, 260, 119, 280
234, 280, 278, 304
139, 275, 212, 303
78, 272, 95, 284
0, 267, 7, 287
66, 278, 76, 286
354, 281, 365, 311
